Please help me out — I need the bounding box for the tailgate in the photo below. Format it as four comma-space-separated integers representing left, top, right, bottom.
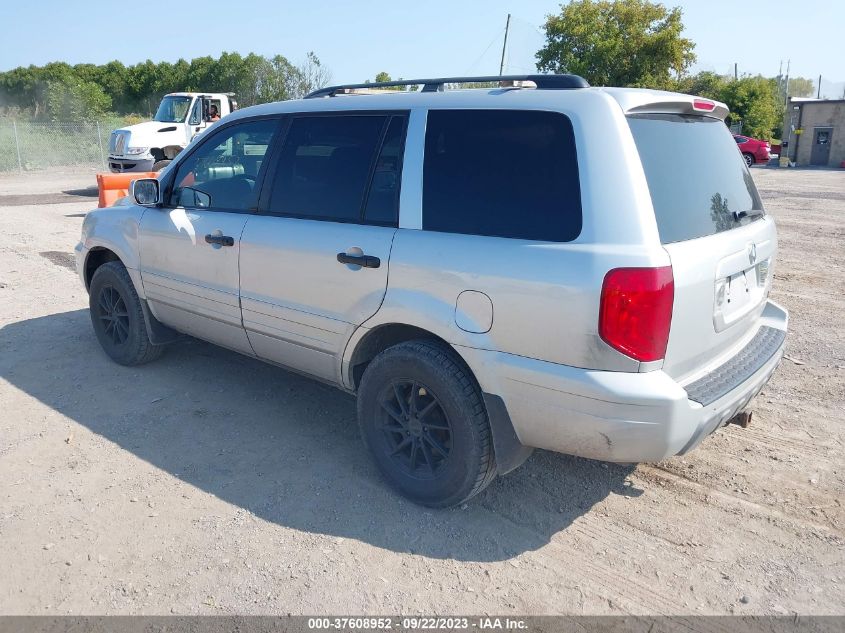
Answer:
663, 216, 776, 382
626, 111, 778, 383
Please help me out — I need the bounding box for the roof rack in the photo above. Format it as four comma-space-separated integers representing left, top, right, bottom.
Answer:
305, 74, 589, 99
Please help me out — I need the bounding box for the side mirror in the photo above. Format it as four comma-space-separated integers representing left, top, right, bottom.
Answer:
130, 178, 160, 206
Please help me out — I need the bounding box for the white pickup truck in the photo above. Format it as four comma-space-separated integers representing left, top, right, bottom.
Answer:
107, 92, 237, 172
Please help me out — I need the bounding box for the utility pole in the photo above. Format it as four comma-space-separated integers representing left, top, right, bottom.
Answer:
817, 75, 822, 99
499, 14, 511, 76
734, 63, 738, 80
780, 59, 791, 167
784, 59, 790, 106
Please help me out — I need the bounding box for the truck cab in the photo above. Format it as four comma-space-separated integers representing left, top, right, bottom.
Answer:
107, 92, 238, 173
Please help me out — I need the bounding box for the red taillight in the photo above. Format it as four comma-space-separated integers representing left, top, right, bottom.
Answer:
599, 267, 674, 362
692, 99, 716, 112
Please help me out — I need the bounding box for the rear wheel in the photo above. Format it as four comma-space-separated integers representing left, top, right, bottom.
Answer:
89, 261, 164, 366
743, 153, 754, 168
357, 340, 496, 507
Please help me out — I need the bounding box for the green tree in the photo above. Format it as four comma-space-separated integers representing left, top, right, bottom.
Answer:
673, 70, 730, 100
536, 0, 696, 88
45, 77, 111, 120
719, 75, 781, 140
787, 77, 814, 98
367, 72, 405, 90
0, 51, 333, 118
250, 54, 301, 104
294, 52, 332, 98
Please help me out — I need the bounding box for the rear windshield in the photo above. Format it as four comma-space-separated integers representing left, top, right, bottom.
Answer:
628, 114, 764, 244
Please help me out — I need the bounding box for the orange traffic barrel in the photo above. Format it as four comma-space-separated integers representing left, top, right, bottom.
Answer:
96, 172, 157, 208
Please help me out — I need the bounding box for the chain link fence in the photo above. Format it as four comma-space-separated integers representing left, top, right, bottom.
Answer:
0, 119, 129, 172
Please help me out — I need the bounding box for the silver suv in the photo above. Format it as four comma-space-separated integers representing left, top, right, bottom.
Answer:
75, 75, 788, 507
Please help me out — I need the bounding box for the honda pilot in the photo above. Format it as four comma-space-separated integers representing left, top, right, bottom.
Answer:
75, 75, 788, 507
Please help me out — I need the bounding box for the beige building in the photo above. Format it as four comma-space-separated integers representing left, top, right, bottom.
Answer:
783, 98, 845, 167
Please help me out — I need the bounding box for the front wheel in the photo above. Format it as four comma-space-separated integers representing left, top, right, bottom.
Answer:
357, 340, 496, 507
89, 261, 164, 366
743, 153, 754, 168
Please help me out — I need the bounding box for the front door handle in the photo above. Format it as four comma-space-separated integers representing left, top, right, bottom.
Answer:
205, 234, 235, 247
337, 252, 380, 268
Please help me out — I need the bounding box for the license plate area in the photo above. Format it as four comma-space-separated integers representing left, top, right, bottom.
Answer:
713, 258, 770, 331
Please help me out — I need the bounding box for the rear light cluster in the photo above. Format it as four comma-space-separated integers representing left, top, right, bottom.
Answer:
599, 267, 674, 362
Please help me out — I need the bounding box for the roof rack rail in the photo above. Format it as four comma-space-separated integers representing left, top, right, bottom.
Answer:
305, 74, 589, 99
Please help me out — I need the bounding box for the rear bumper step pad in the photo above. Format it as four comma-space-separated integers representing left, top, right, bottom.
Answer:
684, 326, 786, 406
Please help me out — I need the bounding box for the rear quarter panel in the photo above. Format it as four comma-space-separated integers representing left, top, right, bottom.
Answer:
350, 90, 671, 382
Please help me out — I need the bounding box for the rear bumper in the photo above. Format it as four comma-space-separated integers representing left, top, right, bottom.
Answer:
471, 300, 787, 462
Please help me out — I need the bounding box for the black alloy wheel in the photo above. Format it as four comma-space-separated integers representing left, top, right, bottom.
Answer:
96, 285, 130, 346
378, 379, 453, 479
357, 339, 497, 507
88, 261, 164, 365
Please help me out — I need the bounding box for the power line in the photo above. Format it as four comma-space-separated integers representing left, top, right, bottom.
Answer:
463, 25, 507, 75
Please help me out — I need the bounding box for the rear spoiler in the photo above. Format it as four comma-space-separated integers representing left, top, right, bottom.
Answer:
602, 88, 729, 121
626, 99, 729, 120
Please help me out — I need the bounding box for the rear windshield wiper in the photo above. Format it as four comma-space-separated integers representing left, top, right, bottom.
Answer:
732, 209, 765, 222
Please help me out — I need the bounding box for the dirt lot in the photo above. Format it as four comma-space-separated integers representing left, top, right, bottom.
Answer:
0, 167, 843, 616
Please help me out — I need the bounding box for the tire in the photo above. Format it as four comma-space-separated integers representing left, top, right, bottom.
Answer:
88, 261, 164, 366
743, 153, 754, 168
357, 340, 496, 508
152, 159, 171, 172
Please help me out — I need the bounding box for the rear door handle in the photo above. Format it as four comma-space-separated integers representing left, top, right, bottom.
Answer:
204, 234, 235, 247
336, 252, 380, 268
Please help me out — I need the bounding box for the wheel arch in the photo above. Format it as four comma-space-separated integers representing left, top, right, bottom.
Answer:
346, 323, 458, 392
345, 322, 532, 475
83, 247, 121, 291
84, 246, 180, 346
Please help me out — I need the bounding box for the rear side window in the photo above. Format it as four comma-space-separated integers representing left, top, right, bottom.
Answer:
629, 114, 764, 244
363, 116, 406, 225
423, 110, 581, 242
268, 115, 388, 223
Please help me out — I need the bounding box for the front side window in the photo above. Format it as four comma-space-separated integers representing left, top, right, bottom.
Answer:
267, 114, 395, 223
154, 96, 193, 123
422, 109, 582, 242
169, 118, 277, 211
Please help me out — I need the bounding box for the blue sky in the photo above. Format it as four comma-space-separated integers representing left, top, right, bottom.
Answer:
1, 0, 841, 85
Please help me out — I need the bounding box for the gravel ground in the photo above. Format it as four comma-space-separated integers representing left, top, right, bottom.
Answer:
0, 167, 842, 616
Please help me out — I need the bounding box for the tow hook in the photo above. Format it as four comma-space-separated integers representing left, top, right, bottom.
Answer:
727, 410, 753, 428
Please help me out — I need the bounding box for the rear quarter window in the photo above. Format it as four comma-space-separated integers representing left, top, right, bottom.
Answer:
422, 109, 581, 242
629, 114, 764, 244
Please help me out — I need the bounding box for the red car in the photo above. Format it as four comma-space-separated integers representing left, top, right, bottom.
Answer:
733, 134, 771, 167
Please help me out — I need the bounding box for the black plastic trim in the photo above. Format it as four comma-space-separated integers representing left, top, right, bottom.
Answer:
140, 299, 181, 346
482, 392, 534, 475
685, 326, 786, 406
306, 74, 589, 98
